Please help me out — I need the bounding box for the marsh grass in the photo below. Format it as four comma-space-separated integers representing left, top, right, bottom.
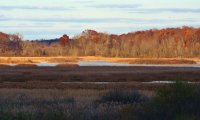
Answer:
129, 59, 196, 64
0, 83, 199, 120
0, 89, 129, 120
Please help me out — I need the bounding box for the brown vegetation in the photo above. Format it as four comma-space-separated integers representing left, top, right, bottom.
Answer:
56, 63, 79, 67
15, 64, 38, 68
0, 88, 151, 120
129, 59, 196, 64
0, 64, 10, 67
0, 56, 199, 64
0, 32, 23, 56
0, 57, 79, 64
0, 66, 200, 90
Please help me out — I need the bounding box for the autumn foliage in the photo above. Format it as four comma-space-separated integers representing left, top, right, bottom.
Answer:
70, 27, 200, 57
1, 26, 200, 57
0, 32, 22, 56
59, 34, 70, 46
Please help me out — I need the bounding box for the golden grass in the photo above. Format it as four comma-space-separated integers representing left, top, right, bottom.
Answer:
98, 57, 199, 64
128, 59, 196, 64
0, 56, 200, 64
80, 56, 200, 64
0, 56, 80, 64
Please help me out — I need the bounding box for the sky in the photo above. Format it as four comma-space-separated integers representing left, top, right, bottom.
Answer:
0, 0, 199, 40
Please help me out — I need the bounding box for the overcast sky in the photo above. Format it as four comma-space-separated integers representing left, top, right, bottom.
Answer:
0, 0, 199, 40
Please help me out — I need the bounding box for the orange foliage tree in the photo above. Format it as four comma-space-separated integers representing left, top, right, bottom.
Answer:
59, 34, 70, 47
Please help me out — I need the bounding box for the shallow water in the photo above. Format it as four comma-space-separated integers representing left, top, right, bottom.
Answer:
4, 60, 200, 67
36, 62, 59, 67
8, 64, 17, 66
62, 82, 110, 84
78, 60, 132, 66
78, 60, 200, 67
142, 81, 200, 84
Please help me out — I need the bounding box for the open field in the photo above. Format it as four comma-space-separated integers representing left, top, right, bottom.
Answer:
0, 56, 200, 64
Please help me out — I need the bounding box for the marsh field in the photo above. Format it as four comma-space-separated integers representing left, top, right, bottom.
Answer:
0, 57, 200, 120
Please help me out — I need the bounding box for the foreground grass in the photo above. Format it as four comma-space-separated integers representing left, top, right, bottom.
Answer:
0, 82, 200, 120
0, 89, 147, 120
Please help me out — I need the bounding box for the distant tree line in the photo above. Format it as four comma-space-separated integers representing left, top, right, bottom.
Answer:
1, 26, 200, 57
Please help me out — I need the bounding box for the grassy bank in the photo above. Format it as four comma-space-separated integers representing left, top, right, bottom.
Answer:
0, 56, 199, 64
0, 57, 80, 64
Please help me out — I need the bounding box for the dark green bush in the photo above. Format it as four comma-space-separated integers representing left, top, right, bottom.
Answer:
139, 82, 200, 120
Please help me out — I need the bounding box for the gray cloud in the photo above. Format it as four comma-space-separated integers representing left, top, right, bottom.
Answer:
0, 24, 52, 28
88, 4, 141, 9
0, 17, 118, 23
75, 0, 94, 4
129, 8, 200, 13
158, 8, 200, 13
0, 5, 75, 11
88, 4, 200, 13
0, 16, 196, 23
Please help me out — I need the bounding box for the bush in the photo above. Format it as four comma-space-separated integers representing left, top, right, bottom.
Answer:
140, 82, 200, 120
100, 89, 148, 104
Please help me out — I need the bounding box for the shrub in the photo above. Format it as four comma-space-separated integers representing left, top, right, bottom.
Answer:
99, 89, 148, 104
140, 82, 200, 120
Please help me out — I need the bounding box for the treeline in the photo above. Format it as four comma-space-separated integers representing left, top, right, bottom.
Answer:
1, 26, 200, 57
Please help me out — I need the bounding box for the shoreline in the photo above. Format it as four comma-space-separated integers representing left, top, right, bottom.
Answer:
0, 56, 199, 64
